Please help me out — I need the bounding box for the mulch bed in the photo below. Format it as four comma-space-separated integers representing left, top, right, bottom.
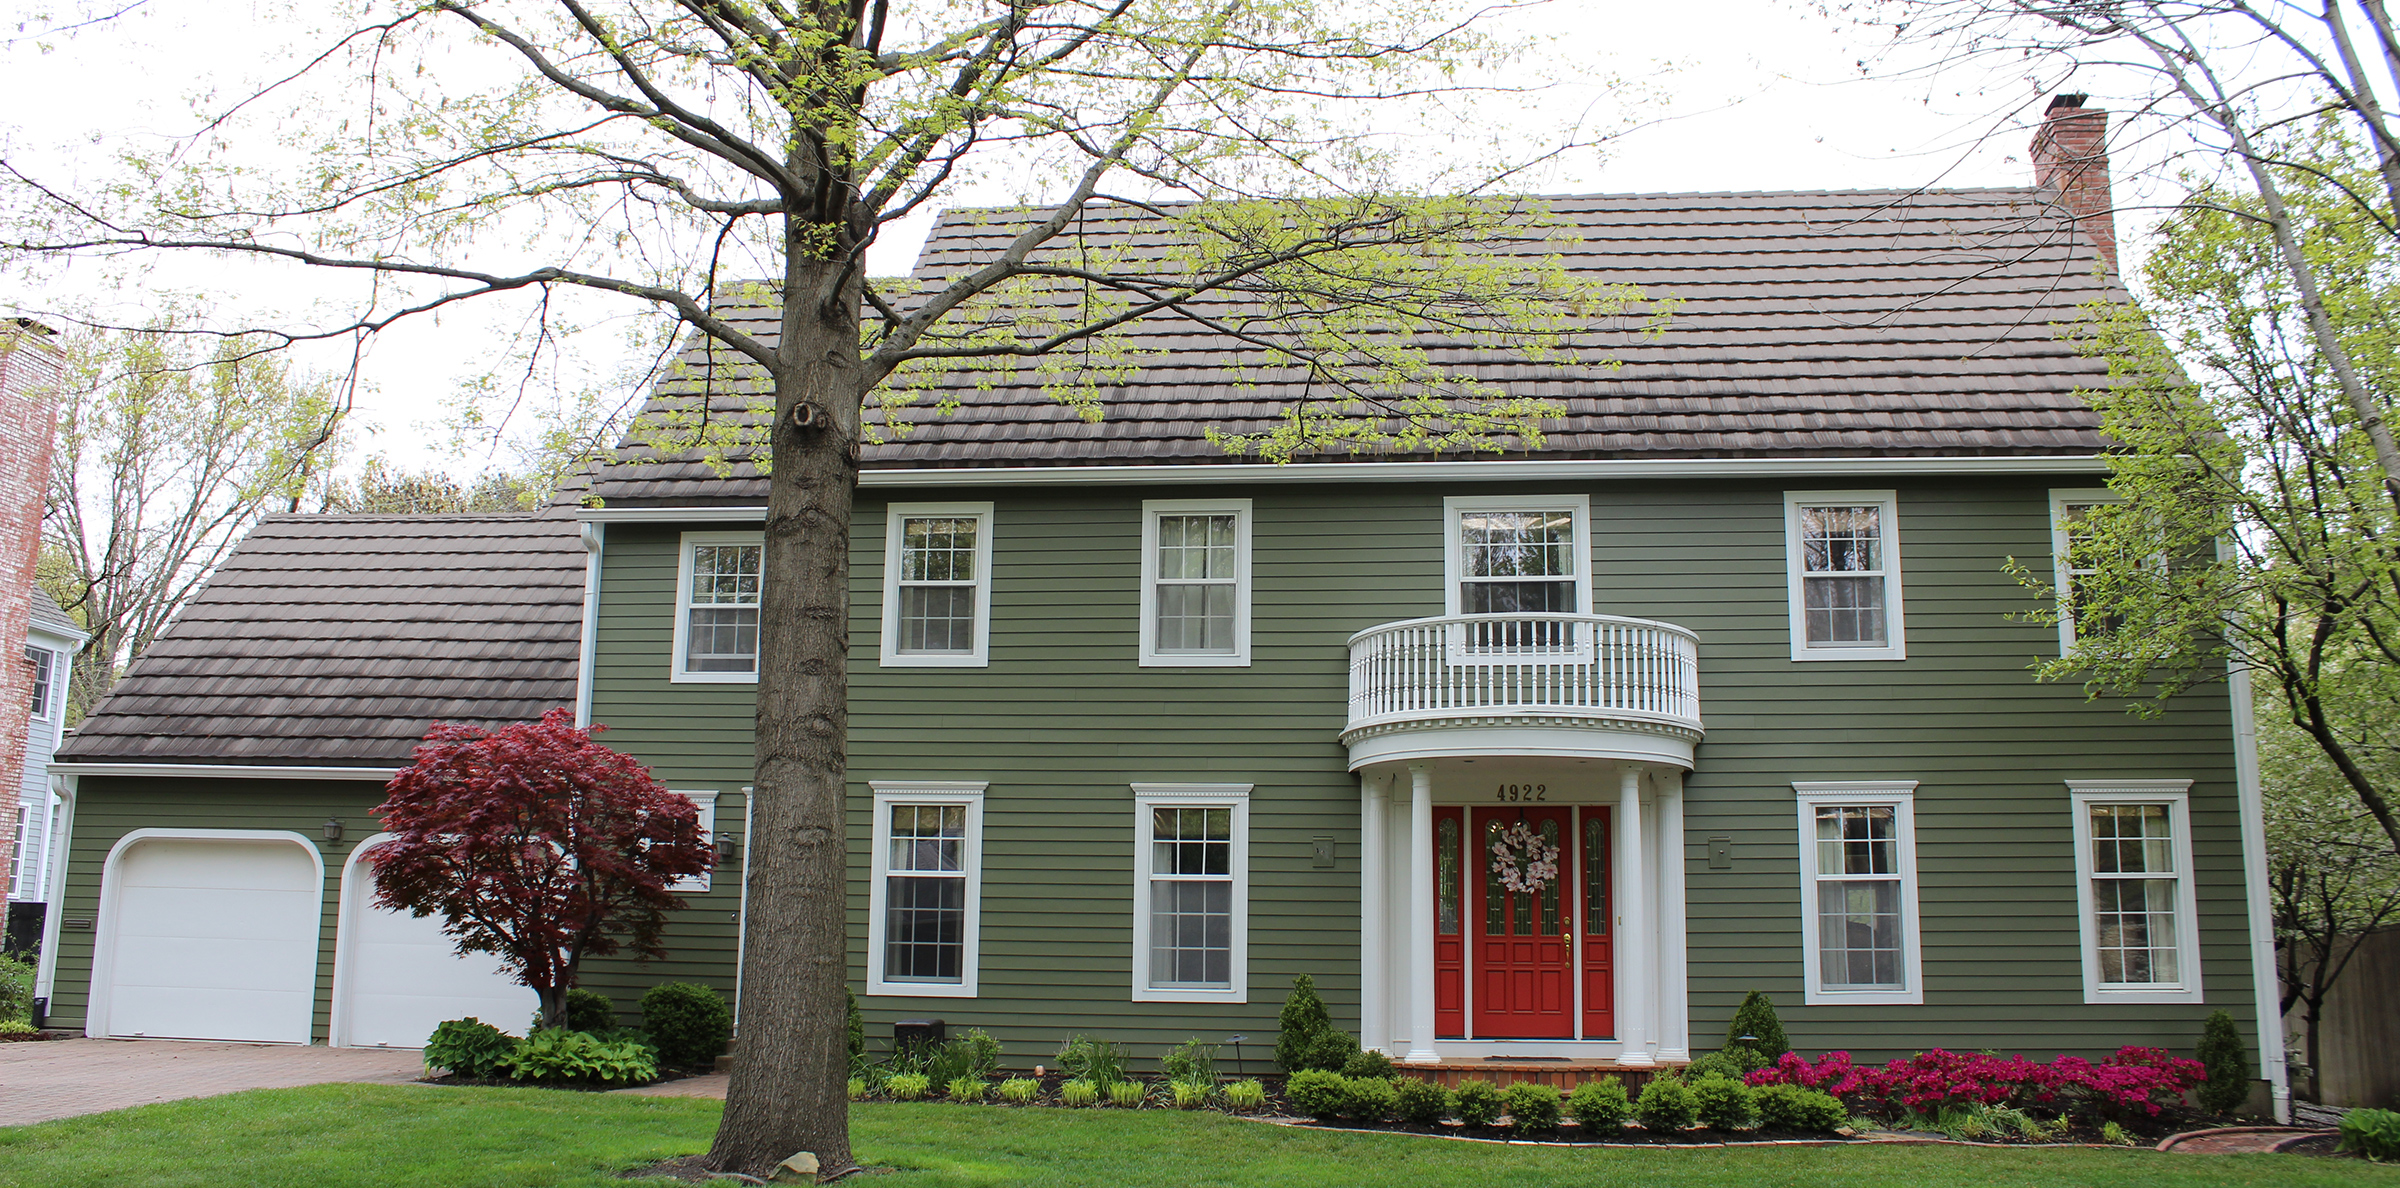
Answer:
421, 1066, 709, 1093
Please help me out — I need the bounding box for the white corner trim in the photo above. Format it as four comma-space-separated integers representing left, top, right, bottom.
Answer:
49, 763, 403, 781
89, 829, 326, 1043
879, 502, 995, 668
671, 529, 765, 685
1138, 498, 1253, 667
2066, 783, 2205, 1005
1130, 783, 1252, 1004
576, 522, 605, 725
866, 783, 987, 998
1783, 490, 1907, 662
1443, 494, 1595, 618
1792, 783, 1925, 1006
2224, 666, 2292, 1121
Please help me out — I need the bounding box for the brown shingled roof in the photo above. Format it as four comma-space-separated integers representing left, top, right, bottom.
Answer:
57, 514, 585, 767
592, 188, 2118, 505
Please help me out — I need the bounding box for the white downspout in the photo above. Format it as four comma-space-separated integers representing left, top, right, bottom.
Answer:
574, 522, 604, 727
32, 773, 74, 1013
2227, 660, 2291, 1122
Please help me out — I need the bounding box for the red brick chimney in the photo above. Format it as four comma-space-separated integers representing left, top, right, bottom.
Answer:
0, 318, 63, 884
2030, 93, 2118, 277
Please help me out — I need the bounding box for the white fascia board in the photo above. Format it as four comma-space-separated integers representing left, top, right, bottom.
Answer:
27, 620, 90, 648
49, 763, 403, 781
576, 505, 769, 523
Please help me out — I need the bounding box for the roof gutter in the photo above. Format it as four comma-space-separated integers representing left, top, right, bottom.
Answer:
47, 763, 404, 781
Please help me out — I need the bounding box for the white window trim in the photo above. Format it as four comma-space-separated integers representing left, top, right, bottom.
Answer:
671, 530, 765, 684
1784, 490, 1906, 662
26, 646, 53, 721
1792, 781, 1925, 1005
2050, 488, 2120, 654
1442, 494, 1595, 617
2068, 780, 2204, 1005
879, 503, 995, 668
667, 790, 719, 893
1130, 783, 1252, 1003
1138, 498, 1253, 667
866, 781, 987, 998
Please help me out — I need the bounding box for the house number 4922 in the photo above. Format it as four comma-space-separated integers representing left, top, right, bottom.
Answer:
1494, 784, 1547, 802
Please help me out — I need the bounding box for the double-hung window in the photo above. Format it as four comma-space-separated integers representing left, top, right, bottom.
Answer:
1793, 782, 1924, 1004
1139, 500, 1251, 666
1131, 784, 1250, 1002
2069, 781, 2202, 1003
881, 504, 993, 667
664, 790, 719, 894
867, 782, 986, 997
1785, 491, 1906, 660
26, 647, 51, 719
2050, 489, 2125, 651
1443, 495, 1592, 655
674, 533, 764, 681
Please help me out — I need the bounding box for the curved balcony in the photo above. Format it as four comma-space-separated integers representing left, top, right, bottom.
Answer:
1340, 613, 1704, 769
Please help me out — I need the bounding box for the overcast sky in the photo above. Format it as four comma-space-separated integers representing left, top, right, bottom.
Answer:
0, 0, 2151, 475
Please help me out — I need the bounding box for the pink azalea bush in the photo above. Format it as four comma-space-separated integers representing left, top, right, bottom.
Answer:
1749, 1046, 2204, 1119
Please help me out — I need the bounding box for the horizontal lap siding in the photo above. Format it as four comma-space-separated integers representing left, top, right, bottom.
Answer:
591, 476, 2253, 1073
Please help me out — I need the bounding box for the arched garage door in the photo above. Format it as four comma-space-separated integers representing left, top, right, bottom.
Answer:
332, 836, 534, 1048
97, 833, 322, 1044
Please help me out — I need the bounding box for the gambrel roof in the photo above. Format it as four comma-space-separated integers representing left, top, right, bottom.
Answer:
57, 514, 585, 767
591, 187, 2120, 506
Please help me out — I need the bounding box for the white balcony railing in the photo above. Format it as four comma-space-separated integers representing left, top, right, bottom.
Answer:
1345, 613, 1702, 735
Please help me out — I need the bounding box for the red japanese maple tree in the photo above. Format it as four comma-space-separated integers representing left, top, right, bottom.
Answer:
367, 708, 714, 1029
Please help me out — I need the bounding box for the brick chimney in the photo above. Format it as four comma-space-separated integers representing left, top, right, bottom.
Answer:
2030, 93, 2118, 276
0, 317, 63, 890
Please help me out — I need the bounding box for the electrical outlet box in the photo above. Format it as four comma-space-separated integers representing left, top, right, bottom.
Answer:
1310, 836, 1337, 867
1706, 836, 1734, 869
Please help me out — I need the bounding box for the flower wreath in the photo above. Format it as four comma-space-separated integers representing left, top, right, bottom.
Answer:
1488, 820, 1561, 894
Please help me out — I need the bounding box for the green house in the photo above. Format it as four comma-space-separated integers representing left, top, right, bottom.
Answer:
33, 104, 2289, 1115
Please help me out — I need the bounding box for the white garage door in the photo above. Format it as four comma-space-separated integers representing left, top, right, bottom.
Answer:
335, 839, 535, 1048
102, 837, 321, 1044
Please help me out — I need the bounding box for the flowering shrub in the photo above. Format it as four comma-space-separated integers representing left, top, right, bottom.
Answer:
1749, 1046, 2204, 1119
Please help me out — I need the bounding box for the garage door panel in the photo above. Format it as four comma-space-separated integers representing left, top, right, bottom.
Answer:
337, 848, 537, 1048
109, 985, 312, 1043
102, 838, 321, 1045
112, 935, 317, 991
114, 888, 320, 943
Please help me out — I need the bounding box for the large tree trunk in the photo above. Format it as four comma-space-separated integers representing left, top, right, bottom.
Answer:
708, 255, 864, 1177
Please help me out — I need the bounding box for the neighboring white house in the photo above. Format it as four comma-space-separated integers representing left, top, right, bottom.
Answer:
13, 591, 83, 908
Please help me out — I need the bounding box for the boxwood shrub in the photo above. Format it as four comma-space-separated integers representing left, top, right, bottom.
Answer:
1691, 1075, 1759, 1130
1286, 1069, 1348, 1120
1453, 1078, 1504, 1128
1501, 1082, 1562, 1133
1394, 1077, 1450, 1125
1566, 1078, 1631, 1131
1634, 1074, 1699, 1132
1754, 1082, 1848, 1132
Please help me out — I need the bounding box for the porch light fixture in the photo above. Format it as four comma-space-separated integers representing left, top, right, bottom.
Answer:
322, 816, 344, 844
715, 834, 742, 865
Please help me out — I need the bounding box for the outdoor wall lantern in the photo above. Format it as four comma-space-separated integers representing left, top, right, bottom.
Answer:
322, 816, 345, 844
715, 834, 741, 865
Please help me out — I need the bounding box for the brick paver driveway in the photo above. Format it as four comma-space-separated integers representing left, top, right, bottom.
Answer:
0, 1038, 424, 1125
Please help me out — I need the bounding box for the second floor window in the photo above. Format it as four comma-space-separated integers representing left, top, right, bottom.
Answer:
675, 534, 763, 680
1785, 491, 1906, 661
881, 503, 994, 667
1444, 496, 1592, 654
26, 647, 51, 719
1139, 500, 1251, 666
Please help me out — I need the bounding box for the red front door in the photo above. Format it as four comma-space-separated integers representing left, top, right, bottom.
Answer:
1470, 806, 1575, 1038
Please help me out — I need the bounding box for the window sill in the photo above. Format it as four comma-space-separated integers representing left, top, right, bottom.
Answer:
2082, 985, 2203, 1005
868, 979, 978, 999
670, 670, 760, 685
880, 653, 988, 668
1802, 987, 1924, 1006
1130, 985, 1247, 1004
1138, 653, 1250, 668
1790, 645, 1907, 662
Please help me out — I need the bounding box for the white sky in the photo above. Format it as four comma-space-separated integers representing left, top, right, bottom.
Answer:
0, 0, 2157, 475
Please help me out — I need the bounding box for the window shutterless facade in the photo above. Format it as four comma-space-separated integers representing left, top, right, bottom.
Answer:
880, 503, 994, 667
672, 532, 764, 682
2069, 780, 2203, 1004
1139, 499, 1251, 666
1792, 782, 1924, 1005
867, 782, 986, 997
1443, 494, 1593, 656
1130, 783, 1250, 1003
1784, 491, 1905, 661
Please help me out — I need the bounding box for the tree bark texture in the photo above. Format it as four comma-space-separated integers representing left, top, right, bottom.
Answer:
707, 256, 864, 1177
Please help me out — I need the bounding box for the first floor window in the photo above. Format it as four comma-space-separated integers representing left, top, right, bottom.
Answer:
881, 504, 993, 666
665, 791, 719, 894
1793, 782, 1923, 1004
2070, 782, 2202, 1003
1785, 491, 1905, 660
675, 533, 763, 679
1132, 784, 1251, 1002
867, 782, 986, 996
7, 804, 25, 899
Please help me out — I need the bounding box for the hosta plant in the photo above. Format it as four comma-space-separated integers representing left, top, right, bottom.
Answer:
946, 1076, 987, 1103
1107, 1080, 1147, 1108
998, 1077, 1040, 1104
499, 1028, 657, 1086
885, 1073, 931, 1101
2339, 1108, 2400, 1161
1221, 1080, 1268, 1113
1059, 1079, 1100, 1107
1172, 1080, 1212, 1109
422, 1018, 517, 1079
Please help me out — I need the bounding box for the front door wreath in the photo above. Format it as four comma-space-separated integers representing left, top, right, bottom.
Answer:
1488, 820, 1560, 894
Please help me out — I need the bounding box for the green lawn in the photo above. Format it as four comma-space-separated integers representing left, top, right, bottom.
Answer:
0, 1083, 2391, 1188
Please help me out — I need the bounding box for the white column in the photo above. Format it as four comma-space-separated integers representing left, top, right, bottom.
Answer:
1653, 769, 1690, 1063
1359, 772, 1389, 1055
1405, 762, 1440, 1063
1614, 766, 1654, 1065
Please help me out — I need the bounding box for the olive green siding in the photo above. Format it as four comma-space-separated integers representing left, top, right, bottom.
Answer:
587, 476, 2258, 1069
47, 776, 743, 1040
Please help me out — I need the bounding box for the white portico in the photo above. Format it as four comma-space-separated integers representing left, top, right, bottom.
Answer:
1343, 610, 1701, 1066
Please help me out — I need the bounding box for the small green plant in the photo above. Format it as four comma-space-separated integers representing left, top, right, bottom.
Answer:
1057, 1035, 1129, 1087
500, 1028, 657, 1085
927, 1029, 1004, 1086
1684, 1047, 1769, 1082
1985, 1106, 2042, 1141
1723, 990, 1789, 1060
1172, 1080, 1212, 1109
1932, 1104, 1995, 1141
1107, 1080, 1147, 1108
846, 1076, 866, 1100
1221, 1079, 1268, 1113
1453, 1078, 1504, 1128
1286, 1069, 1348, 1120
0, 1019, 33, 1036
2338, 1108, 2400, 1161
1691, 1074, 1759, 1130
1059, 1078, 1100, 1107
1340, 1075, 1400, 1122
1341, 1049, 1396, 1080
639, 982, 732, 1069
1753, 1083, 1846, 1132
998, 1077, 1040, 1104
2100, 1120, 2135, 1146
845, 986, 866, 1062
1394, 1077, 1450, 1125
1161, 1037, 1219, 1087
536, 987, 614, 1034
422, 1018, 518, 1079
946, 1076, 987, 1103
1567, 1078, 1632, 1131
885, 1072, 932, 1101
2195, 1009, 2250, 1116
0, 952, 35, 1023
1502, 1082, 1563, 1134
1276, 974, 1336, 1072
1634, 1074, 1699, 1132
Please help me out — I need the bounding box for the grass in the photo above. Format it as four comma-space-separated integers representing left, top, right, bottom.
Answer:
1, 1084, 2393, 1188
